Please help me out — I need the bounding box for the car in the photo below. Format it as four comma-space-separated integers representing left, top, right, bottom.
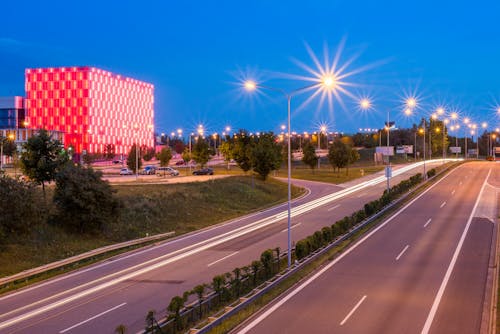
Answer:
119, 168, 133, 175
112, 160, 122, 164
192, 167, 214, 175
141, 165, 157, 175
156, 166, 180, 176
175, 160, 185, 166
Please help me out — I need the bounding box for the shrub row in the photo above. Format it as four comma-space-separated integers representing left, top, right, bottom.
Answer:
142, 248, 282, 334
138, 172, 426, 334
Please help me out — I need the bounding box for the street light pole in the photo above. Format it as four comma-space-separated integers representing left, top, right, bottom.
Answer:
245, 79, 332, 268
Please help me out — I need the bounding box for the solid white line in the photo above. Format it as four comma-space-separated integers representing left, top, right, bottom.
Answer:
281, 223, 302, 233
327, 204, 341, 212
59, 302, 126, 333
421, 168, 492, 334
340, 295, 367, 326
396, 245, 410, 261
440, 201, 446, 208
423, 219, 432, 228
207, 252, 239, 267
236, 164, 461, 334
451, 189, 455, 195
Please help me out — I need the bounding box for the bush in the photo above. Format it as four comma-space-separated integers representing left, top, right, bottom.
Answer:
295, 239, 309, 260
427, 168, 436, 178
53, 163, 121, 233
0, 176, 45, 240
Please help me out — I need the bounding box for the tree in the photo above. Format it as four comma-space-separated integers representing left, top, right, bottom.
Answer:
142, 146, 155, 161
260, 249, 274, 278
156, 147, 172, 167
167, 295, 187, 330
192, 284, 206, 318
114, 324, 127, 334
219, 141, 233, 170
0, 176, 44, 242
347, 147, 360, 175
0, 136, 16, 158
181, 147, 191, 165
233, 130, 253, 173
20, 129, 65, 195
173, 141, 185, 154
126, 144, 142, 173
53, 163, 120, 233
191, 138, 211, 167
302, 142, 318, 172
104, 144, 115, 160
251, 132, 282, 180
145, 310, 157, 333
328, 139, 349, 172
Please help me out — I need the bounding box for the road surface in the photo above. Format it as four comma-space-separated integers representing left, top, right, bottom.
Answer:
237, 162, 498, 334
0, 161, 445, 333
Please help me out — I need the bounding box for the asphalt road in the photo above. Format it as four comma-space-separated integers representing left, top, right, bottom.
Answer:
0, 161, 446, 333
237, 162, 497, 334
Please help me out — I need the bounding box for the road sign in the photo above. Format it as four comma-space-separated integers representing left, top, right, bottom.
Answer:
385, 165, 392, 178
449, 146, 461, 153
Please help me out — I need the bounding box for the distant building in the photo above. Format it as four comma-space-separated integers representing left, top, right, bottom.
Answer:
25, 66, 155, 155
0, 96, 25, 129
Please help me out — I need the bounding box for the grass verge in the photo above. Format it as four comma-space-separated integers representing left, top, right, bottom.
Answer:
0, 176, 303, 280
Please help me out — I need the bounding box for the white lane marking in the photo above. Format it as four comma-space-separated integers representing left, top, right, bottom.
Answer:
396, 245, 410, 261
207, 252, 239, 267
59, 302, 126, 333
281, 223, 302, 233
440, 201, 446, 208
236, 163, 460, 334
327, 204, 341, 212
356, 193, 365, 198
421, 168, 492, 334
340, 295, 367, 326
423, 219, 432, 228
459, 181, 463, 185
451, 189, 455, 195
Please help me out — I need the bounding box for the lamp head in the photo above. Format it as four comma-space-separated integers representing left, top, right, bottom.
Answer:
244, 80, 257, 91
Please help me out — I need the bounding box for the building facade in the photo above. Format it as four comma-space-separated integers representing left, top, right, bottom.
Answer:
25, 66, 154, 155
0, 96, 25, 129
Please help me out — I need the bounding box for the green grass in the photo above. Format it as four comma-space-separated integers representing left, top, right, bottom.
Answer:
274, 164, 384, 184
0, 176, 303, 278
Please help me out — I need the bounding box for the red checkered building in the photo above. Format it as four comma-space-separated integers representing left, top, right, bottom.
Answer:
25, 66, 154, 155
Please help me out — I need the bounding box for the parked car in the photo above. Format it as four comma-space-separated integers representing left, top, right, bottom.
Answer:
112, 160, 122, 164
119, 168, 133, 175
175, 160, 185, 166
192, 167, 214, 175
156, 166, 180, 176
141, 165, 157, 175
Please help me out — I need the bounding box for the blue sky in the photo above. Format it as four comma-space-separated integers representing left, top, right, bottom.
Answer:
2, 0, 500, 135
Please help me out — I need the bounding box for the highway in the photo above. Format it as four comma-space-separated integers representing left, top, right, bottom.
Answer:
237, 162, 498, 334
0, 161, 445, 333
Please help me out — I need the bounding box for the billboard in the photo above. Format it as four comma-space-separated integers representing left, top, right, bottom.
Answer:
396, 145, 413, 154
449, 146, 461, 153
376, 146, 394, 156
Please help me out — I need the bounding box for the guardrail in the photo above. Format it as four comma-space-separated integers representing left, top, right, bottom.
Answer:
0, 231, 175, 287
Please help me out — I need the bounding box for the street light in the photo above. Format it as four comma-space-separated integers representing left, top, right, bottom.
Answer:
463, 118, 470, 159
244, 77, 335, 268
